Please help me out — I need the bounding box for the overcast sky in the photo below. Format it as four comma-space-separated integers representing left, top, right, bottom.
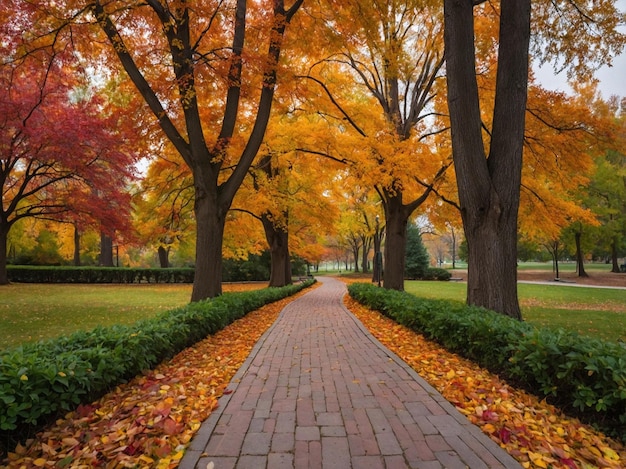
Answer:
533, 1, 625, 99
534, 52, 626, 99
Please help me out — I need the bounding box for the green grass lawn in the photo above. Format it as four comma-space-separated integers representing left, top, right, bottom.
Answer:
405, 281, 626, 343
2, 278, 624, 350
0, 284, 193, 350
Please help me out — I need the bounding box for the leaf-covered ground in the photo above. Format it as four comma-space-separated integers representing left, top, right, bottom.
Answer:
3, 284, 625, 469
345, 296, 626, 469
2, 288, 303, 469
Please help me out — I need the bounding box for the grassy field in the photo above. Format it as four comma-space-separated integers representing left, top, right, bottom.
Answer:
0, 283, 265, 350
404, 281, 626, 343
1, 277, 624, 350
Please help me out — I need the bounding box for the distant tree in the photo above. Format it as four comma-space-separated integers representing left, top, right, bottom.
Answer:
405, 223, 430, 279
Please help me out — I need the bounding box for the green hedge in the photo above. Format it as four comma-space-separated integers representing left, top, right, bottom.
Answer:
7, 266, 195, 283
420, 267, 452, 281
348, 283, 626, 441
0, 280, 314, 443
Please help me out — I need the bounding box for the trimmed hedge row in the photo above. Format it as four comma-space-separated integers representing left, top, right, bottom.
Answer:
348, 282, 626, 441
419, 267, 452, 281
7, 266, 195, 284
0, 280, 314, 440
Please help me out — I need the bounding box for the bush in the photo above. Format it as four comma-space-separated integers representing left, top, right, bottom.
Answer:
420, 267, 452, 281
0, 279, 314, 444
7, 266, 195, 284
348, 282, 626, 441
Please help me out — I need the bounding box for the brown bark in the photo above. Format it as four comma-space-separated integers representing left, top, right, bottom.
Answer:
261, 213, 292, 287
444, 0, 530, 319
158, 246, 170, 268
0, 227, 8, 285
574, 230, 588, 277
382, 193, 410, 291
100, 232, 114, 267
73, 224, 81, 266
611, 239, 620, 273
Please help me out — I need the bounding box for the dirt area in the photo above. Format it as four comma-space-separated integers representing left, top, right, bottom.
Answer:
451, 269, 626, 288
516, 269, 626, 288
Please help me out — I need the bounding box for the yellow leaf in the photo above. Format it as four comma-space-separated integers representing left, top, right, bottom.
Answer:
482, 423, 496, 433
446, 369, 455, 379
33, 458, 47, 467
61, 437, 79, 447
601, 446, 620, 461
20, 374, 28, 381
138, 454, 154, 464
588, 446, 603, 458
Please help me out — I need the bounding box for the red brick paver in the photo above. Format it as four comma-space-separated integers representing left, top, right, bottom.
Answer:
180, 277, 521, 469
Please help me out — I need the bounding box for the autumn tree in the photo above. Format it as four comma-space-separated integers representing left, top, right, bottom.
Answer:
443, 0, 624, 318
22, 0, 305, 299
134, 151, 195, 268
302, 0, 451, 291
0, 53, 136, 284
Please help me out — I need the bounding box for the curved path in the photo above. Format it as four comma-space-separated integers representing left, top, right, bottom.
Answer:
180, 277, 521, 469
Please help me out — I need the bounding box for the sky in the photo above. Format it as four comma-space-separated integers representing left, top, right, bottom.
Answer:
534, 52, 626, 99
533, 1, 626, 99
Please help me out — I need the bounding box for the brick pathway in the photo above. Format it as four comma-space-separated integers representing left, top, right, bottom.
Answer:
180, 277, 521, 469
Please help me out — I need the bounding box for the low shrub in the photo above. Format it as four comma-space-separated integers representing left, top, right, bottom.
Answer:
348, 282, 626, 441
7, 266, 195, 284
0, 280, 314, 445
420, 267, 452, 281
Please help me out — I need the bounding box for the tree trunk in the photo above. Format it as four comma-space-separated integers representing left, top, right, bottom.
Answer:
192, 187, 226, 301
361, 235, 372, 274
611, 238, 620, 273
0, 227, 9, 285
372, 229, 383, 285
351, 243, 360, 273
100, 232, 114, 267
158, 246, 170, 268
261, 213, 292, 287
465, 215, 520, 317
383, 195, 410, 291
444, 0, 529, 319
73, 225, 81, 266
574, 230, 588, 277
550, 240, 561, 279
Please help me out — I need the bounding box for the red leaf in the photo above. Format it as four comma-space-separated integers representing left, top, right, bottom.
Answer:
498, 427, 512, 444
560, 457, 578, 469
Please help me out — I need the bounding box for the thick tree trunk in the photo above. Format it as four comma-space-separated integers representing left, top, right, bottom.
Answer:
261, 213, 292, 287
192, 187, 226, 301
0, 227, 8, 285
465, 211, 520, 317
574, 231, 588, 277
383, 195, 409, 291
444, 0, 529, 319
73, 225, 81, 266
100, 232, 114, 267
158, 246, 170, 268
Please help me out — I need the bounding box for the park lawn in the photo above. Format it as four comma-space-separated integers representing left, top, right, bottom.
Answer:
0, 283, 265, 350
405, 280, 626, 343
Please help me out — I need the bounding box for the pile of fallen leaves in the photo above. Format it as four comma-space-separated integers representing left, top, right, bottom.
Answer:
344, 296, 626, 469
2, 287, 310, 468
